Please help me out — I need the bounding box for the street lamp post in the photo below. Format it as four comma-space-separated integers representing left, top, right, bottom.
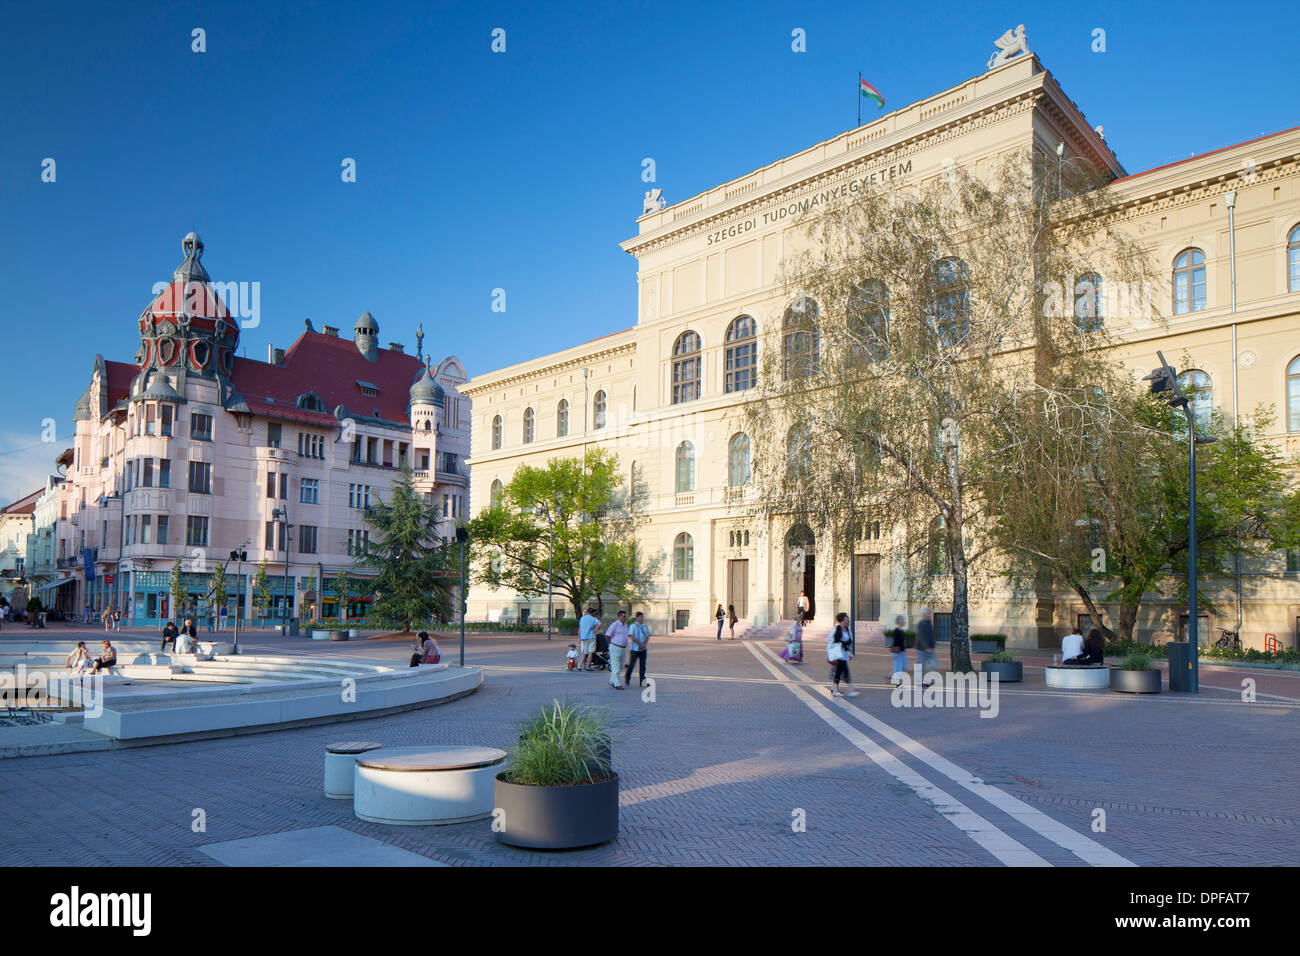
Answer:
272, 507, 293, 637
535, 501, 558, 641
229, 545, 247, 652
456, 527, 468, 666
1143, 350, 1209, 692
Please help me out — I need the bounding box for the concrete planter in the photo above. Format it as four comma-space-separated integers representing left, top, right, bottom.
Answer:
1111, 668, 1162, 694
493, 771, 619, 849
348, 628, 360, 639
981, 660, 1022, 682
971, 640, 1002, 654
311, 629, 331, 641
329, 630, 349, 642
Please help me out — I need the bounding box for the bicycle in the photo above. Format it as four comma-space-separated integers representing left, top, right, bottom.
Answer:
1213, 628, 1241, 650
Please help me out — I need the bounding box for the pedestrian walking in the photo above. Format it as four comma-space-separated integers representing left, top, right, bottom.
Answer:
112, 607, 122, 631
578, 606, 600, 670
888, 614, 908, 686
606, 609, 630, 689
714, 603, 725, 640
916, 608, 937, 675
797, 590, 810, 625
101, 606, 113, 631
625, 611, 650, 687
779, 620, 803, 663
727, 603, 738, 640
827, 612, 858, 698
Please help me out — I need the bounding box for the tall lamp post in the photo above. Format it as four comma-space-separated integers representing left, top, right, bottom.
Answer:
1143, 350, 1213, 693
535, 500, 558, 641
228, 545, 247, 652
272, 507, 293, 637
456, 526, 468, 666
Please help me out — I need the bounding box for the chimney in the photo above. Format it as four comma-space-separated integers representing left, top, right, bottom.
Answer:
323, 325, 339, 337
388, 342, 404, 353
273, 348, 285, 365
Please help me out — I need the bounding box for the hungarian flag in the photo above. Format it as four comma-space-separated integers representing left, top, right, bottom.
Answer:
860, 77, 885, 109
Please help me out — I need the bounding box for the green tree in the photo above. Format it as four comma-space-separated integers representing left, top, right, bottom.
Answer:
332, 567, 350, 621
169, 558, 186, 622
357, 462, 456, 632
252, 559, 272, 626
210, 560, 228, 625
467, 447, 658, 620
743, 152, 1153, 671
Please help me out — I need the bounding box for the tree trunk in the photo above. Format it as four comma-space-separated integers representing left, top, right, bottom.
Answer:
949, 550, 973, 673
1070, 582, 1117, 642
1118, 600, 1139, 643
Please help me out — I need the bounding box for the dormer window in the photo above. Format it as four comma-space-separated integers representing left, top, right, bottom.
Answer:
356, 381, 379, 398
296, 392, 326, 412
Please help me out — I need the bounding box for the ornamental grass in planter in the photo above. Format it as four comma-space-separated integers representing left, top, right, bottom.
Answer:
970, 633, 1008, 654
1111, 651, 1162, 693
980, 649, 1022, 682
494, 701, 618, 849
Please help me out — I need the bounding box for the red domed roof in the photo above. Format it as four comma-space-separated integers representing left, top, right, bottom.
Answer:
135, 233, 239, 374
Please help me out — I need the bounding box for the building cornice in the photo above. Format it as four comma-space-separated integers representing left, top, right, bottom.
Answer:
461, 337, 637, 396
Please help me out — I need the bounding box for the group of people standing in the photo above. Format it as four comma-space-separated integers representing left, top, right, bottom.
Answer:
777, 606, 941, 695
713, 604, 738, 640
572, 607, 651, 690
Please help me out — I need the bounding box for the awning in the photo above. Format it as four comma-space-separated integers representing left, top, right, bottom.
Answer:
35, 577, 74, 593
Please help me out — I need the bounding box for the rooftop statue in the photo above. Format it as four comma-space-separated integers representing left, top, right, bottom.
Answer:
987, 24, 1029, 69
642, 188, 664, 215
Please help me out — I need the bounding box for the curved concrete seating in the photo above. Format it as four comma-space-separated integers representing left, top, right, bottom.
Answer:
353, 745, 507, 825
324, 740, 384, 799
1045, 664, 1110, 689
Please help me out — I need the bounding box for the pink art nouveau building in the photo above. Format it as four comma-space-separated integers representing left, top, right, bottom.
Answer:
38, 233, 470, 627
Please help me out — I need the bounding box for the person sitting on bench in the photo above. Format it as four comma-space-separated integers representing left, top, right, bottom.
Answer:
90, 640, 117, 674
160, 620, 179, 652
1064, 628, 1105, 665
1060, 628, 1084, 661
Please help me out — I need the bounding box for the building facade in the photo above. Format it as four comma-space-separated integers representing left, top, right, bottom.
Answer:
463, 51, 1300, 648
41, 232, 470, 627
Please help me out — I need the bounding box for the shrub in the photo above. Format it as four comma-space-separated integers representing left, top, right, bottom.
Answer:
554, 617, 579, 631
1121, 651, 1152, 671
503, 701, 612, 787
989, 649, 1018, 663
971, 633, 1008, 647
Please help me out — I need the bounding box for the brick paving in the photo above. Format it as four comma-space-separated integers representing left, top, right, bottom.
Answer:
1, 630, 1298, 866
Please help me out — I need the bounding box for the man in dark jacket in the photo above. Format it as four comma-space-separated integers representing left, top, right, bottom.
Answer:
916, 608, 937, 674
160, 620, 179, 652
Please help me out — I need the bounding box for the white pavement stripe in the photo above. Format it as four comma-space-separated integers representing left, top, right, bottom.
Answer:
742, 641, 1049, 866
751, 641, 1136, 868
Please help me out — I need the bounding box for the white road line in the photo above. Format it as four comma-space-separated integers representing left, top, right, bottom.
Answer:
750, 641, 1135, 867
741, 641, 1048, 866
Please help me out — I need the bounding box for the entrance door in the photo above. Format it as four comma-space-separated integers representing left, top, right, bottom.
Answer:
853, 554, 881, 621
784, 526, 816, 620
727, 559, 749, 619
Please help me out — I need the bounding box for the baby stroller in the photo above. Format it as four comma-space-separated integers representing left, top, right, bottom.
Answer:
589, 632, 611, 671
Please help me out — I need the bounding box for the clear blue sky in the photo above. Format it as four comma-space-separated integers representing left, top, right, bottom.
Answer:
0, 0, 1294, 502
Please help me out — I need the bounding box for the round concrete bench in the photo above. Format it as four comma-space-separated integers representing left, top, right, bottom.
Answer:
1044, 664, 1110, 689
353, 745, 507, 825
323, 740, 384, 799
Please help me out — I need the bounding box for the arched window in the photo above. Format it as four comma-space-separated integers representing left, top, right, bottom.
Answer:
931, 258, 970, 346
848, 281, 889, 361
491, 415, 502, 450
1288, 356, 1300, 433
928, 516, 951, 575
1289, 225, 1300, 293
490, 479, 504, 508
1177, 370, 1212, 429
673, 532, 694, 581
675, 441, 696, 493
423, 419, 432, 432
787, 425, 812, 478
728, 433, 751, 487
1173, 248, 1206, 314
556, 399, 569, 438
593, 390, 607, 429
724, 315, 757, 392
630, 460, 643, 500
522, 407, 534, 444
672, 331, 702, 404
1074, 272, 1104, 332
782, 297, 820, 380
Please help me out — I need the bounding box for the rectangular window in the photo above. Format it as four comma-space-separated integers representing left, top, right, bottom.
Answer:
300, 478, 319, 504
142, 459, 154, 488
160, 405, 173, 437
191, 413, 213, 441
188, 461, 211, 494
186, 516, 209, 547
363, 486, 371, 508
267, 422, 282, 448
347, 529, 355, 556
442, 494, 450, 517
348, 483, 356, 509
1288, 549, 1300, 573
265, 521, 275, 549
266, 472, 276, 499
125, 460, 133, 493
144, 405, 156, 436
159, 459, 171, 488
157, 515, 168, 545
140, 515, 152, 545
299, 525, 318, 554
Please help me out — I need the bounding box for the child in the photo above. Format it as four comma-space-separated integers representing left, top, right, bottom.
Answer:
565, 643, 579, 671
779, 621, 803, 664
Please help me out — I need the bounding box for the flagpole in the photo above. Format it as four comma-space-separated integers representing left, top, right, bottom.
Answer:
857, 71, 861, 127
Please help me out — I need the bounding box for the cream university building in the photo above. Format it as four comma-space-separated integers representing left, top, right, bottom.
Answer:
463, 47, 1300, 648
